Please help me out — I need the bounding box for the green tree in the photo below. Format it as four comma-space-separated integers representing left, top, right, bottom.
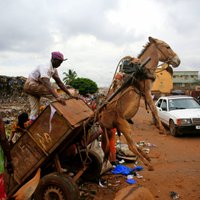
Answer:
63, 69, 77, 85
71, 78, 98, 95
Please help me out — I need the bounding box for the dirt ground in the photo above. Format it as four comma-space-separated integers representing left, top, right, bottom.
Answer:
81, 100, 200, 200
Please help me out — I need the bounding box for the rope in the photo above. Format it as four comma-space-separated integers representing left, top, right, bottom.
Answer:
79, 120, 93, 165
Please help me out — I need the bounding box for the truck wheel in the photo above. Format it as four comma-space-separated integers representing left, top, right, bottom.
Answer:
33, 173, 79, 200
77, 149, 103, 181
169, 120, 179, 137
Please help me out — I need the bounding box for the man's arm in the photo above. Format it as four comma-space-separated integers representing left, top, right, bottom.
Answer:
39, 77, 59, 98
39, 77, 66, 104
52, 72, 72, 97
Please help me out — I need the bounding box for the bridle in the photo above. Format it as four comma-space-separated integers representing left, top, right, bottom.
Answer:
154, 42, 173, 64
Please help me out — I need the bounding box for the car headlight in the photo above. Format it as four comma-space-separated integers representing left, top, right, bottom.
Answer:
177, 118, 192, 126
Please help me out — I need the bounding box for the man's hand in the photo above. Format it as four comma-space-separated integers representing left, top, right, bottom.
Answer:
72, 96, 80, 100
56, 97, 66, 105
67, 95, 80, 100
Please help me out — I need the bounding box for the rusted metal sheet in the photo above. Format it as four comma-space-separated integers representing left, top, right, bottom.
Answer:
28, 106, 71, 153
7, 98, 94, 196
11, 133, 45, 183
7, 133, 46, 195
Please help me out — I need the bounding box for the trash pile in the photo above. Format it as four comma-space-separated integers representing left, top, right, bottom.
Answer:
79, 139, 158, 199
116, 140, 156, 162
0, 75, 51, 122
0, 75, 27, 104
111, 164, 144, 185
116, 143, 137, 162
0, 75, 29, 121
136, 140, 157, 154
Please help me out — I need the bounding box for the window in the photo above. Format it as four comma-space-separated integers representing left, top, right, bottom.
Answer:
161, 100, 167, 111
156, 99, 162, 108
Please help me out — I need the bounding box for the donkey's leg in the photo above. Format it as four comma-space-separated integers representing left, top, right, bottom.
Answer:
145, 93, 166, 134
136, 146, 151, 161
117, 118, 154, 171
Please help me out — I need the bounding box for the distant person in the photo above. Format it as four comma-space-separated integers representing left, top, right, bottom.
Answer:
101, 128, 118, 165
9, 112, 30, 144
24, 51, 73, 121
0, 114, 13, 199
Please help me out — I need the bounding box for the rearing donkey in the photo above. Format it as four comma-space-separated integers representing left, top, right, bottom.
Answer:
98, 37, 180, 170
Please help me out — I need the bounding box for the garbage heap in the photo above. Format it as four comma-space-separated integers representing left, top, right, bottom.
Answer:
0, 75, 29, 120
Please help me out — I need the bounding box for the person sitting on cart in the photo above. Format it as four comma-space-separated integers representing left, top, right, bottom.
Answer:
8, 112, 31, 144
24, 51, 73, 121
0, 114, 13, 199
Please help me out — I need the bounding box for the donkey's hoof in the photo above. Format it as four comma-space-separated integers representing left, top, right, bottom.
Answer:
159, 129, 166, 135
148, 165, 154, 171
157, 126, 166, 134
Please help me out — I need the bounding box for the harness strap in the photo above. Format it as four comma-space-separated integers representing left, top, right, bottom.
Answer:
155, 63, 169, 73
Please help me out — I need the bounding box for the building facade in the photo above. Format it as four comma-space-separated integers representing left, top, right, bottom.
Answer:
173, 71, 199, 90
152, 66, 173, 94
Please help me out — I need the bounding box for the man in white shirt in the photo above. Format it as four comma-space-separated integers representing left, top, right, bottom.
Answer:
24, 51, 72, 121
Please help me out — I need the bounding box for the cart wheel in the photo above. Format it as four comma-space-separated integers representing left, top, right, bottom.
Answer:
33, 173, 79, 200
77, 149, 103, 181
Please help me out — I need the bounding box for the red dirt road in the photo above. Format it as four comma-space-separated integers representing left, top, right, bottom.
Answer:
84, 100, 200, 200
130, 101, 200, 200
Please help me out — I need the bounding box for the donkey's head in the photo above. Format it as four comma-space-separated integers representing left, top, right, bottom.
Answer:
148, 37, 180, 68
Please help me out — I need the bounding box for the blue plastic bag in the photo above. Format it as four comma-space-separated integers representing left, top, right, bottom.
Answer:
111, 165, 133, 175
132, 166, 143, 171
126, 179, 137, 184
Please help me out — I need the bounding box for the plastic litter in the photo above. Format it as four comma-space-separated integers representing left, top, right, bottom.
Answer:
136, 141, 145, 147
118, 159, 125, 164
126, 179, 136, 184
99, 178, 107, 188
111, 165, 133, 175
127, 174, 134, 179
69, 172, 74, 177
136, 172, 143, 179
136, 141, 157, 149
170, 191, 180, 199
132, 166, 143, 171
142, 148, 150, 154
146, 142, 156, 147
111, 164, 143, 175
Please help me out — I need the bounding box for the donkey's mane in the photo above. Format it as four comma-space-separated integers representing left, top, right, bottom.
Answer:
137, 42, 151, 58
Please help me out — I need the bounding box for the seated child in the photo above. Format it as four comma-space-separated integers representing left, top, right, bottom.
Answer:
9, 112, 30, 144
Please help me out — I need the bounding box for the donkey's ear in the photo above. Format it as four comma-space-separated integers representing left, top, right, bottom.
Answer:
149, 37, 155, 43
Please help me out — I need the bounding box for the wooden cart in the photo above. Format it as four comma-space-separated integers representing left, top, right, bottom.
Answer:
5, 98, 102, 200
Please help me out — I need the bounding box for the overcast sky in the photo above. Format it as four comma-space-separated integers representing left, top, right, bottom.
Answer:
0, 0, 199, 87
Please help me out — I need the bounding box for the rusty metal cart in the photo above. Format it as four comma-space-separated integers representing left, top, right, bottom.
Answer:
5, 98, 102, 200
